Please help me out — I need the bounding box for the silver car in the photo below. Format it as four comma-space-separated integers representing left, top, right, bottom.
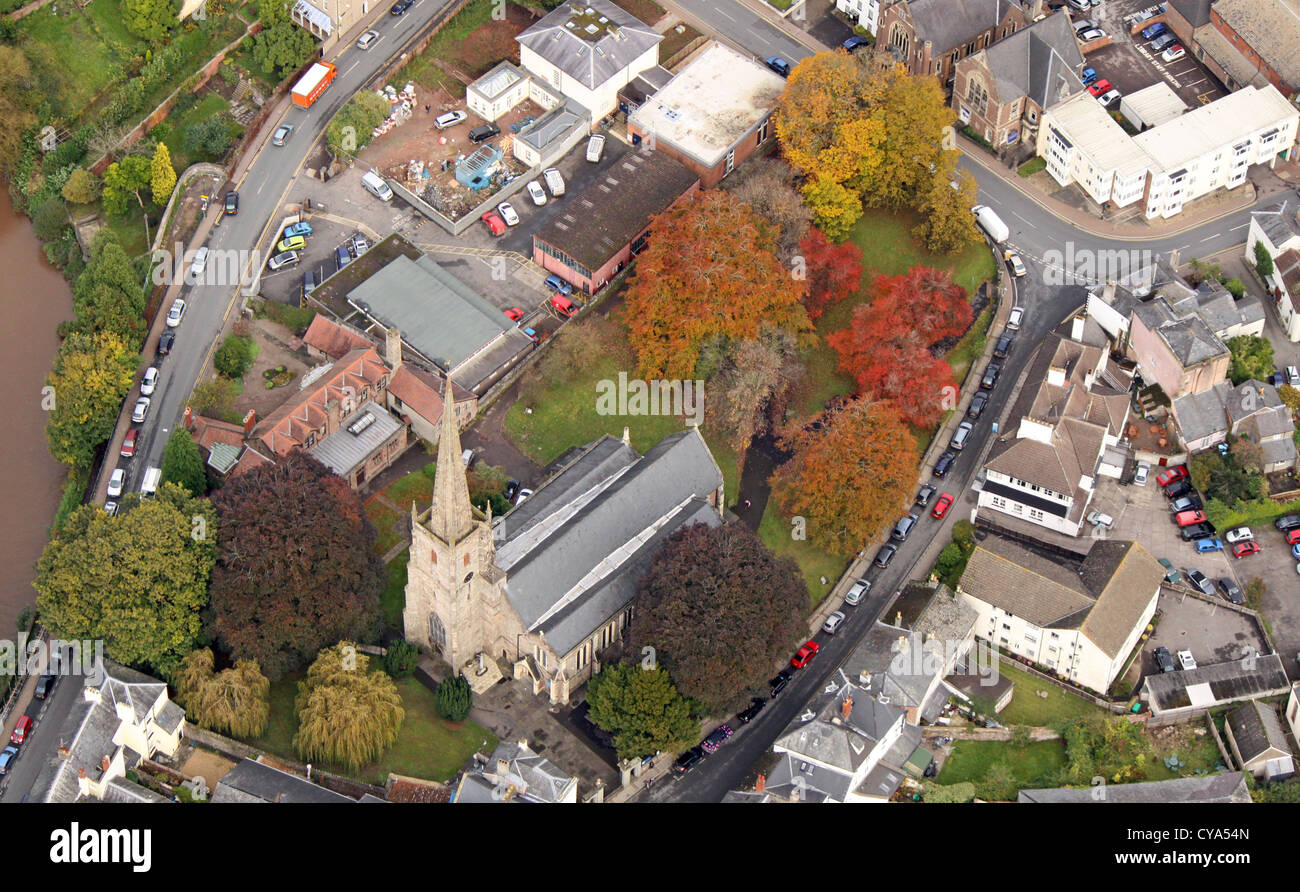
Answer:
356, 29, 380, 50
822, 611, 846, 635
1133, 461, 1150, 485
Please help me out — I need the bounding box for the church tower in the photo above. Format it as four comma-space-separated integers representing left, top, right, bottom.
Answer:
403, 391, 512, 670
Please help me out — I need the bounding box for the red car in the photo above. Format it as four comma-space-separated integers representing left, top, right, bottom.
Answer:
120, 428, 137, 459
1232, 541, 1261, 558
1287, 529, 1300, 546
504, 307, 524, 321
1156, 465, 1188, 487
931, 493, 954, 519
791, 640, 820, 669
480, 211, 506, 236
551, 294, 578, 317
1087, 79, 1113, 97
10, 715, 31, 746
1174, 509, 1206, 527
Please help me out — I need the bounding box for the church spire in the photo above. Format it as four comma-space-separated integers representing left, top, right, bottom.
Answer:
429, 385, 475, 543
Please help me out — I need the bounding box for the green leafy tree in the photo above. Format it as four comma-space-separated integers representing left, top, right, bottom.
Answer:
383, 640, 418, 679
161, 429, 208, 496
71, 231, 147, 348
1255, 241, 1275, 280
326, 92, 392, 157
175, 648, 271, 738
586, 663, 697, 760
214, 334, 253, 378
184, 117, 236, 160
1061, 715, 1154, 785
933, 542, 967, 588
32, 196, 70, 242
295, 643, 405, 771
44, 330, 139, 467
102, 154, 155, 242
1278, 384, 1300, 413
190, 376, 241, 421
251, 0, 317, 80
124, 0, 178, 45
0, 48, 38, 172
435, 674, 472, 722
151, 141, 177, 204
1226, 334, 1275, 386
34, 485, 217, 675
1224, 278, 1245, 299
62, 168, 102, 205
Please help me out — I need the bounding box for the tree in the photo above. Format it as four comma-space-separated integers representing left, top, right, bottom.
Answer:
383, 640, 418, 679
1230, 435, 1264, 475
1278, 384, 1300, 413
798, 227, 862, 319
0, 48, 38, 173
294, 643, 405, 771
827, 267, 972, 426
62, 168, 102, 205
251, 0, 318, 79
1061, 715, 1154, 785
175, 648, 271, 738
435, 674, 472, 722
184, 117, 235, 160
728, 158, 811, 261
801, 172, 863, 241
124, 0, 177, 45
102, 154, 155, 242
190, 376, 241, 421
1227, 335, 1275, 385
71, 231, 147, 348
922, 781, 976, 803
586, 663, 697, 760
629, 523, 806, 714
34, 485, 217, 675
326, 92, 392, 157
207, 453, 385, 679
862, 67, 956, 211
933, 541, 968, 589
1255, 241, 1275, 280
705, 327, 803, 454
914, 166, 981, 254
32, 197, 70, 242
771, 398, 918, 556
44, 331, 139, 467
774, 51, 884, 180
162, 429, 208, 496
214, 334, 254, 378
151, 141, 176, 205
624, 190, 811, 379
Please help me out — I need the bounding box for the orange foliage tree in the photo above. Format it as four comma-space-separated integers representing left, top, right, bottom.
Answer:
624, 190, 811, 379
770, 398, 918, 557
799, 227, 863, 319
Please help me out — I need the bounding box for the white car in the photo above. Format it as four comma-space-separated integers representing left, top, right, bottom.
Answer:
1097, 89, 1121, 107
1007, 306, 1025, 330
1177, 650, 1197, 671
189, 246, 209, 281
356, 29, 380, 50
515, 488, 533, 506
1004, 251, 1026, 277
434, 110, 468, 130
1287, 365, 1300, 387
351, 235, 369, 255
822, 611, 846, 635
267, 250, 299, 270
586, 134, 605, 163
844, 578, 871, 606
166, 298, 186, 327
107, 469, 126, 497
496, 202, 519, 226
1225, 527, 1255, 544
1133, 461, 1150, 486
140, 366, 159, 396
132, 397, 151, 423
1078, 27, 1105, 42
1086, 510, 1114, 529
525, 180, 547, 206
1161, 45, 1185, 62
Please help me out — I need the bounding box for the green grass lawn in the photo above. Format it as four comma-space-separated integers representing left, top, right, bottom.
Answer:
757, 499, 850, 607
383, 463, 436, 508
937, 739, 1067, 799
97, 206, 152, 260
365, 498, 404, 556
163, 92, 235, 170
996, 661, 1108, 728
659, 22, 702, 62
946, 304, 994, 385
382, 550, 409, 631
246, 675, 494, 785
18, 7, 132, 119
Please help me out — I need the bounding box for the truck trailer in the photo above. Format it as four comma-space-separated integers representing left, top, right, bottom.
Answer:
291, 62, 337, 108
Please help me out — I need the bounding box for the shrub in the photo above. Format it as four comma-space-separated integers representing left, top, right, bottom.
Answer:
1255, 242, 1274, 280
952, 520, 975, 554
383, 640, 418, 678
1225, 278, 1245, 299
435, 674, 472, 722
214, 334, 253, 378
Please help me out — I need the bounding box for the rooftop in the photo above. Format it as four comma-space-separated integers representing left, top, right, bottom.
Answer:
905, 0, 1023, 54
1018, 772, 1251, 803
979, 10, 1084, 109
1143, 652, 1290, 712
1047, 92, 1155, 180
516, 0, 662, 91
309, 401, 403, 478
1133, 85, 1298, 171
1120, 82, 1188, 128
1212, 0, 1300, 88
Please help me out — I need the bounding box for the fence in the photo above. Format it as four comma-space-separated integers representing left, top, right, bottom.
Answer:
995, 652, 1130, 715
183, 725, 388, 800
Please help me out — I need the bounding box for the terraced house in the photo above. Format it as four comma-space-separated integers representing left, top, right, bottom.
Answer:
876, 0, 1041, 89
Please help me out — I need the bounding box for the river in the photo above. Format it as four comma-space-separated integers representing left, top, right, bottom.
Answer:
0, 188, 73, 635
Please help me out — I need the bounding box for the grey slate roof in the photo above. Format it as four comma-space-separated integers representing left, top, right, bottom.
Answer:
1168, 0, 1212, 28
981, 10, 1084, 109
516, 0, 661, 90
493, 428, 724, 655
1144, 653, 1291, 712
1018, 771, 1251, 803
905, 0, 1022, 53
515, 101, 590, 154
309, 401, 403, 478
1252, 197, 1300, 249
1172, 381, 1231, 443
765, 752, 844, 802
104, 778, 171, 803
486, 739, 576, 802
1227, 699, 1292, 764
347, 255, 511, 373
211, 759, 356, 803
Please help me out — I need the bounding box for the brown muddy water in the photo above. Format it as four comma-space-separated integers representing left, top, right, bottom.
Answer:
0, 188, 73, 634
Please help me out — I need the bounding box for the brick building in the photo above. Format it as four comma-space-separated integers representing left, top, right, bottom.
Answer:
877, 0, 1041, 89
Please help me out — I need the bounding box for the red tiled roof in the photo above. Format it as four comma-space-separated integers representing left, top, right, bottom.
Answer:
189, 415, 246, 453
256, 347, 388, 456
388, 365, 446, 424
303, 316, 374, 359
1276, 249, 1300, 313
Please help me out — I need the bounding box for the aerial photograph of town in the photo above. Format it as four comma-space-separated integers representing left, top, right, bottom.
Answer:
0, 0, 1296, 868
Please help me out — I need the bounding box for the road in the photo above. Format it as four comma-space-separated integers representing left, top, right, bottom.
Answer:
125, 0, 458, 483
0, 649, 88, 803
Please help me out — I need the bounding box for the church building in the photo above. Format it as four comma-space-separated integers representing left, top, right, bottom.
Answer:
403, 396, 725, 703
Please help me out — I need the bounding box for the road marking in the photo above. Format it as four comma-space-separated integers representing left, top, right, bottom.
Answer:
715, 8, 735, 21
1012, 212, 1035, 226
1199, 234, 1218, 243
1229, 222, 1248, 232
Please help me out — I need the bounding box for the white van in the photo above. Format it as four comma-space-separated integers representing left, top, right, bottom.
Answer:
542, 167, 565, 197
361, 170, 393, 202
141, 466, 162, 497
971, 204, 1010, 244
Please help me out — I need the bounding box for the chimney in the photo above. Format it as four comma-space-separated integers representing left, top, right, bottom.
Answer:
1071, 313, 1085, 343
243, 409, 257, 436
1103, 279, 1116, 304
78, 769, 86, 779
184, 405, 193, 428
895, 611, 902, 626
497, 758, 510, 776
841, 696, 853, 720
1168, 248, 1181, 270
622, 426, 631, 446
755, 773, 766, 794
101, 755, 110, 772
385, 327, 403, 372
326, 398, 341, 434
518, 738, 529, 752
1047, 366, 1067, 387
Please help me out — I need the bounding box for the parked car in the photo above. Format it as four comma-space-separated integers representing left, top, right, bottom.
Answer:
1004, 252, 1026, 277
822, 611, 846, 635
551, 294, 579, 317
1292, 542, 1300, 560
1157, 557, 1181, 584
765, 56, 791, 77
1287, 528, 1300, 546
1006, 306, 1025, 329
1287, 365, 1300, 387
1174, 509, 1207, 527
769, 668, 793, 697
0, 746, 16, 775
1219, 578, 1244, 604
842, 35, 870, 51
267, 250, 300, 270
1163, 480, 1194, 500
1177, 649, 1197, 671
468, 122, 501, 143
435, 110, 468, 130
1194, 537, 1224, 554
356, 29, 380, 50
496, 201, 520, 226
107, 468, 125, 498
915, 484, 936, 507
1080, 66, 1099, 85
33, 673, 55, 699
1087, 510, 1114, 529
1274, 514, 1300, 532
1087, 79, 1114, 97
271, 123, 294, 146
738, 698, 766, 723
278, 234, 306, 253
132, 397, 151, 423
1181, 523, 1217, 541
1161, 44, 1185, 62
1225, 527, 1254, 544
1185, 570, 1214, 596
525, 180, 547, 206
966, 391, 988, 419
874, 543, 898, 568
1072, 18, 1097, 33
673, 746, 704, 776
10, 715, 31, 746
515, 488, 533, 505
993, 332, 1015, 358
390, 0, 413, 13
1232, 541, 1260, 559
189, 246, 209, 281
504, 307, 524, 321
521, 328, 540, 345
120, 428, 137, 459
700, 724, 733, 753
1097, 88, 1121, 107
1157, 465, 1188, 487
586, 134, 606, 162
157, 330, 175, 356
891, 514, 919, 541
1169, 495, 1203, 513
931, 493, 954, 519
791, 641, 820, 669
165, 298, 186, 327
1078, 27, 1105, 41
335, 245, 352, 269
844, 578, 871, 606
480, 211, 507, 236
1153, 646, 1176, 673
980, 362, 1002, 390
542, 167, 565, 197
302, 269, 321, 296
1141, 22, 1168, 40
545, 274, 574, 296
141, 366, 159, 396
1150, 33, 1178, 52
1134, 462, 1150, 485
283, 221, 312, 239
224, 191, 238, 215
933, 451, 957, 479
949, 421, 974, 450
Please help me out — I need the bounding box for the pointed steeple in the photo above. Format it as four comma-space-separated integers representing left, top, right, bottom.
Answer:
429, 386, 475, 543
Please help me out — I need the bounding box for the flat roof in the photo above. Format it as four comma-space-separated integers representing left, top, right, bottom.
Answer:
1121, 82, 1187, 128
1134, 84, 1298, 171
1048, 93, 1154, 180
293, 62, 333, 97
309, 401, 403, 478
627, 42, 784, 168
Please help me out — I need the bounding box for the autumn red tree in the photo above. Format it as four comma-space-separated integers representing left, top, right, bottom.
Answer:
206, 453, 385, 680
771, 398, 918, 557
827, 266, 972, 426
624, 190, 811, 379
799, 227, 863, 319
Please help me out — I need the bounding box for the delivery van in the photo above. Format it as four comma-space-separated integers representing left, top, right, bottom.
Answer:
361, 170, 393, 202
972, 204, 1010, 244
141, 466, 162, 497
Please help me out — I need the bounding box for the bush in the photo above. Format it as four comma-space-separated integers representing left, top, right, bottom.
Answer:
435, 674, 472, 722
1255, 241, 1275, 280
1225, 278, 1245, 299
32, 197, 70, 243
923, 781, 976, 803
383, 640, 419, 678
258, 299, 316, 333
214, 334, 254, 378
952, 520, 975, 554
1204, 496, 1300, 531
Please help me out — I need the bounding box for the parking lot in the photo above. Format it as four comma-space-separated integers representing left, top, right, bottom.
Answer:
1074, 0, 1227, 110
1146, 585, 1267, 673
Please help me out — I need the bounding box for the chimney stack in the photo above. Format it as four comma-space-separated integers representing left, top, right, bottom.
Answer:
1168, 248, 1181, 271
755, 773, 766, 793
841, 696, 853, 720
326, 398, 341, 434
101, 755, 110, 772
243, 409, 257, 436
1071, 313, 1085, 343
385, 327, 403, 372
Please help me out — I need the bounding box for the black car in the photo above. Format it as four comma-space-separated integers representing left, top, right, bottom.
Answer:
765, 56, 791, 77
966, 391, 988, 419
673, 746, 704, 776
842, 36, 871, 51
1163, 480, 1194, 500
769, 669, 793, 698
1186, 569, 1215, 595
1275, 514, 1300, 532
980, 362, 1002, 390
738, 697, 766, 724
390, 0, 413, 13
1169, 495, 1203, 513
302, 268, 321, 297
874, 543, 898, 568
933, 450, 956, 479
993, 332, 1015, 358
224, 190, 238, 215
468, 122, 501, 143
1219, 578, 1244, 604
915, 484, 936, 508
1180, 522, 1216, 541
34, 673, 56, 699
1153, 646, 1176, 673
157, 330, 175, 356
504, 479, 521, 502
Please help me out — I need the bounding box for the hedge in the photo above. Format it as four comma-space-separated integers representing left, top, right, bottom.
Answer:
1204, 496, 1300, 531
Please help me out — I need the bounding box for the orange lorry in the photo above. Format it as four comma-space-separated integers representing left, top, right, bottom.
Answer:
291, 62, 337, 108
